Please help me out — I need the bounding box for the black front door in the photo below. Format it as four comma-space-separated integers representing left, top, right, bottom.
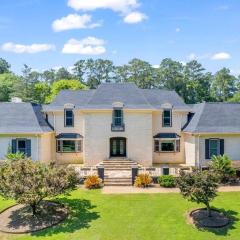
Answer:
110, 138, 126, 157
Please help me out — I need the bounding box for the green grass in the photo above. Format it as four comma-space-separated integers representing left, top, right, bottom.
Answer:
1, 189, 240, 240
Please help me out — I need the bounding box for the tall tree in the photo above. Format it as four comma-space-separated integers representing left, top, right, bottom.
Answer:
125, 58, 157, 89
55, 67, 73, 80
32, 82, 51, 104
73, 60, 86, 83
42, 69, 56, 84
183, 60, 213, 103
157, 58, 185, 94
85, 59, 115, 88
212, 68, 238, 101
0, 58, 11, 74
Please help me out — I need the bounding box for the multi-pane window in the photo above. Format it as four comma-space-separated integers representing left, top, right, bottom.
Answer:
64, 109, 74, 127
17, 139, 27, 154
162, 168, 170, 175
57, 140, 81, 153
154, 139, 180, 152
113, 109, 123, 126
162, 109, 172, 127
209, 139, 219, 158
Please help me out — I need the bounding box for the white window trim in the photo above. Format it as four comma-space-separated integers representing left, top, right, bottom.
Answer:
154, 138, 180, 153
64, 109, 74, 127
57, 139, 82, 153
162, 109, 172, 127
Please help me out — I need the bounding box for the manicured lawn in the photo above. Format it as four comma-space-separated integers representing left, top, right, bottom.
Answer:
0, 189, 240, 240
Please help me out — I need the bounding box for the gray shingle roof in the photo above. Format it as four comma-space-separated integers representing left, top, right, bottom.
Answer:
183, 102, 240, 133
44, 83, 189, 111
0, 102, 53, 134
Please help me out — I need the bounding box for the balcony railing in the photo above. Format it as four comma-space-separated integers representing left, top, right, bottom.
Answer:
111, 123, 125, 132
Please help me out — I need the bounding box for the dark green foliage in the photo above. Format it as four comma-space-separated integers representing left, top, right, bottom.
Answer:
176, 170, 219, 217
209, 155, 236, 183
0, 57, 239, 104
158, 175, 176, 188
0, 159, 79, 215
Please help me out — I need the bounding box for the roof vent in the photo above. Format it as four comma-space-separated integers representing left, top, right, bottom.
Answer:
11, 97, 22, 103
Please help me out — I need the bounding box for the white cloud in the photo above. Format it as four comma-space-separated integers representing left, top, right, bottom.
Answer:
68, 0, 139, 13
176, 27, 181, 32
217, 5, 229, 11
1, 42, 55, 53
62, 37, 106, 55
52, 14, 101, 32
152, 64, 159, 69
211, 52, 231, 60
187, 52, 231, 61
123, 11, 147, 24
67, 0, 147, 24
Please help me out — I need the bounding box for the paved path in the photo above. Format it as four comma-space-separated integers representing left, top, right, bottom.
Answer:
102, 185, 240, 194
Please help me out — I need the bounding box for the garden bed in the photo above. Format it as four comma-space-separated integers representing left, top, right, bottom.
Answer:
188, 208, 230, 228
0, 201, 68, 233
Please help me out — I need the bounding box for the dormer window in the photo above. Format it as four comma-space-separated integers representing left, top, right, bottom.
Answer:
163, 109, 172, 127
112, 108, 124, 131
64, 109, 74, 127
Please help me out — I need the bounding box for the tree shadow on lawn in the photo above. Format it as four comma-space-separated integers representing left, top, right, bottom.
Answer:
195, 208, 239, 236
31, 198, 100, 237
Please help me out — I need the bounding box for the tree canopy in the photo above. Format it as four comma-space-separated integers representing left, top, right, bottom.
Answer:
0, 57, 240, 104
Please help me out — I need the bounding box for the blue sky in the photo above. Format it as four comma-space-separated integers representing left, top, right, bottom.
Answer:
0, 0, 240, 75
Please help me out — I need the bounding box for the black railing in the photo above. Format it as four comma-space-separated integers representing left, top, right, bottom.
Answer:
111, 123, 125, 132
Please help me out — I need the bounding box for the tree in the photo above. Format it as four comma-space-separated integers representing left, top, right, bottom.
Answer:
46, 79, 86, 103
176, 170, 218, 217
32, 82, 51, 104
157, 58, 185, 94
124, 58, 157, 88
0, 58, 11, 74
55, 67, 73, 80
212, 68, 237, 101
85, 59, 115, 88
42, 69, 56, 84
209, 155, 236, 183
183, 60, 213, 103
0, 73, 21, 101
73, 60, 86, 82
0, 159, 78, 215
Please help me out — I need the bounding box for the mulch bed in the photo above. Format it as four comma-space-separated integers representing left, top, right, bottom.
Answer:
0, 201, 68, 234
188, 208, 230, 228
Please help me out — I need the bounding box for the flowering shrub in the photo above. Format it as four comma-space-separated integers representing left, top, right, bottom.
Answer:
134, 173, 152, 188
84, 175, 102, 189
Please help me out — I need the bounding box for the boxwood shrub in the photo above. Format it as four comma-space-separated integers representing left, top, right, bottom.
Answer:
158, 175, 176, 188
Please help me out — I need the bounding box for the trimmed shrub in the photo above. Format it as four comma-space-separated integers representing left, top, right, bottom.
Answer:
158, 175, 176, 188
134, 173, 152, 188
84, 175, 102, 189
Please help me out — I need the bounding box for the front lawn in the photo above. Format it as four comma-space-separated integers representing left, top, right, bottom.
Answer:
0, 189, 240, 240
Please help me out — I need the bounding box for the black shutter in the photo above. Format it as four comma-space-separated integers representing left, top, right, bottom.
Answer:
12, 139, 17, 153
26, 140, 31, 157
220, 139, 224, 155
205, 139, 210, 159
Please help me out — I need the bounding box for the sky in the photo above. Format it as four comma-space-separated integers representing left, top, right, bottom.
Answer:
0, 0, 240, 75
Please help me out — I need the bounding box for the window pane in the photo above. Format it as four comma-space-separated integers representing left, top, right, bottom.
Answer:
163, 110, 171, 127
163, 168, 169, 175
17, 140, 26, 154
65, 109, 73, 126
114, 109, 123, 126
209, 139, 219, 157
62, 140, 76, 152
161, 140, 175, 151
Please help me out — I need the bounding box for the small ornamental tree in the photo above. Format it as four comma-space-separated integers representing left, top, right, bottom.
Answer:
0, 159, 79, 215
209, 155, 236, 183
176, 170, 218, 217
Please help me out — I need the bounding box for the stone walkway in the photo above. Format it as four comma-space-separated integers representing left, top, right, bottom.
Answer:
102, 185, 240, 194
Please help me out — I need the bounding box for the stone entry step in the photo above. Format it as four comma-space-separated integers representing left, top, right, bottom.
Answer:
100, 158, 137, 186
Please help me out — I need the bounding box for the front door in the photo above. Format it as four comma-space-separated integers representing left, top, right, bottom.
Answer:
110, 138, 126, 157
